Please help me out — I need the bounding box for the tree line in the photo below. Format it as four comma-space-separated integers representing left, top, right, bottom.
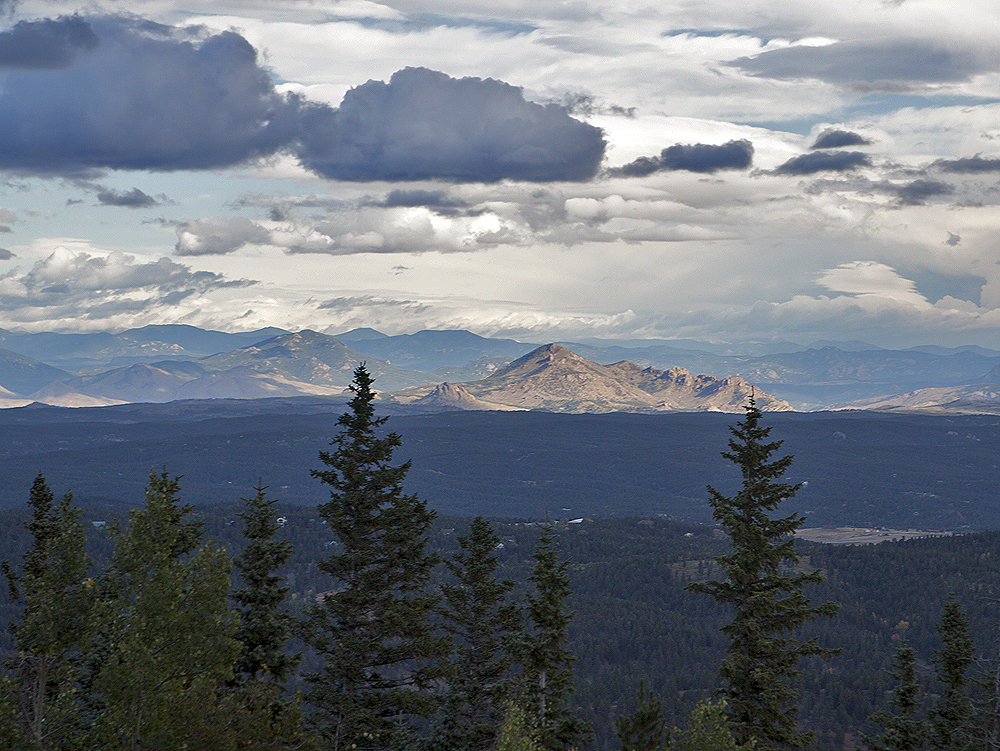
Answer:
0, 364, 993, 751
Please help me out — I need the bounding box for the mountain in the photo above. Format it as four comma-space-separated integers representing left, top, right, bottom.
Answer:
331, 328, 532, 371
0, 325, 288, 371
198, 330, 431, 392
118, 324, 287, 352
28, 381, 126, 408
555, 342, 1000, 408
54, 331, 431, 403
172, 367, 345, 400
0, 349, 73, 395
65, 361, 209, 402
831, 383, 1000, 412
396, 344, 790, 413
407, 382, 523, 412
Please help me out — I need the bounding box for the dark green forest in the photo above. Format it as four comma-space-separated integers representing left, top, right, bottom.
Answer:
2, 380, 999, 750
2, 400, 1000, 529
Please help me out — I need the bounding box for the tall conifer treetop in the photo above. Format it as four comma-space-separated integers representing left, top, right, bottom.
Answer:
302, 363, 446, 751
687, 398, 839, 751
232, 481, 299, 684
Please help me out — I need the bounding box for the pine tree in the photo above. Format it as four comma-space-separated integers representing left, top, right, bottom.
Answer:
226, 481, 316, 750
94, 469, 240, 750
433, 515, 521, 751
2, 475, 94, 751
616, 682, 666, 751
686, 398, 838, 751
232, 481, 299, 684
929, 596, 974, 751
863, 638, 928, 751
517, 522, 591, 751
300, 364, 446, 751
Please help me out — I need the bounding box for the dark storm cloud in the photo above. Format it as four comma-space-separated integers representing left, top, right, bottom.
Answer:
609, 139, 753, 177
296, 67, 606, 182
729, 39, 985, 88
381, 189, 469, 208
934, 155, 1000, 173
0, 16, 302, 175
891, 179, 953, 205
0, 248, 14, 260
0, 16, 98, 69
774, 150, 871, 175
0, 20, 604, 184
810, 129, 871, 150
96, 187, 159, 208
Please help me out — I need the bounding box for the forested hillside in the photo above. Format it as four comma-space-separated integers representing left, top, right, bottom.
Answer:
2, 374, 998, 750
2, 402, 1000, 529
1, 485, 997, 748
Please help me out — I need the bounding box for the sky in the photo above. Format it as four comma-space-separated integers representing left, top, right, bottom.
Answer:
0, 0, 999, 349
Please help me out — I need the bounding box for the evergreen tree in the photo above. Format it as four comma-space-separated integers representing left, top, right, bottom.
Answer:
686, 398, 838, 751
2, 475, 94, 751
300, 364, 446, 751
671, 700, 754, 751
232, 481, 299, 684
929, 596, 974, 751
863, 638, 928, 751
432, 515, 521, 751
517, 523, 591, 751
616, 682, 666, 751
227, 481, 316, 750
94, 469, 240, 750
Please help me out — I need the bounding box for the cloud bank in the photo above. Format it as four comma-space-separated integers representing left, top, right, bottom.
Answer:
774, 150, 871, 175
609, 139, 753, 177
729, 39, 987, 88
0, 245, 253, 325
0, 18, 604, 183
296, 67, 606, 182
811, 129, 871, 150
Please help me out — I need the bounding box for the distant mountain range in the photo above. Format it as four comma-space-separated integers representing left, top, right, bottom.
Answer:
394, 344, 790, 413
0, 325, 1000, 412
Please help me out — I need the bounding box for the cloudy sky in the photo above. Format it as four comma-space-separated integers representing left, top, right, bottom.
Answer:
0, 0, 998, 349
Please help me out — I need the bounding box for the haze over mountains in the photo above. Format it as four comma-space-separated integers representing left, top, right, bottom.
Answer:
0, 324, 998, 412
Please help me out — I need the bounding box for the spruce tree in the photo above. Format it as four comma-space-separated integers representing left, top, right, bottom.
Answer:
615, 682, 666, 751
433, 515, 521, 751
929, 596, 974, 751
2, 475, 94, 751
227, 481, 315, 750
517, 523, 590, 751
863, 638, 928, 751
232, 481, 299, 684
687, 397, 838, 751
300, 364, 446, 751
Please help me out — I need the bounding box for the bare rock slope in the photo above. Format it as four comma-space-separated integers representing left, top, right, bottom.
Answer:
395, 344, 790, 413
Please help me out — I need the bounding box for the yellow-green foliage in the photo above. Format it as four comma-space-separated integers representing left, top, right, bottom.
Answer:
495, 701, 542, 751
671, 700, 755, 751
